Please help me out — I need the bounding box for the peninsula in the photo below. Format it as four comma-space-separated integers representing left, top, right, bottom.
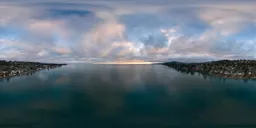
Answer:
163, 60, 256, 79
0, 60, 66, 79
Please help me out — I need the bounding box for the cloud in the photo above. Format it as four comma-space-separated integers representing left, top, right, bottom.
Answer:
37, 50, 47, 56
199, 4, 256, 36
53, 47, 71, 54
0, 5, 34, 26
0, 0, 255, 63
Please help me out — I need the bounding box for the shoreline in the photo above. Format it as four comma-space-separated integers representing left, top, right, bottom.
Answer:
0, 60, 66, 79
163, 60, 256, 80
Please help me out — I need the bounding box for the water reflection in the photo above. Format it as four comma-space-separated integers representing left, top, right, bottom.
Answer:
0, 71, 36, 83
0, 64, 256, 127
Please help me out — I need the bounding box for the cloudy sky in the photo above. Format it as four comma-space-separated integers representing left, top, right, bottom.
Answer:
0, 0, 255, 63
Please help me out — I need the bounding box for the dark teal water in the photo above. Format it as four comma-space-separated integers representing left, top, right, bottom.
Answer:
0, 64, 256, 127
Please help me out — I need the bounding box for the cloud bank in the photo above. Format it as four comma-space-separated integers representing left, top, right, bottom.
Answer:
0, 0, 255, 63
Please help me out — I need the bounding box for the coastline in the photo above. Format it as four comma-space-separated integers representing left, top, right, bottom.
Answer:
0, 60, 66, 79
163, 60, 256, 80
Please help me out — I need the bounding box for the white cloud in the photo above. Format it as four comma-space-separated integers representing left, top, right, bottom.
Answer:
199, 4, 256, 36
37, 50, 49, 57
0, 0, 255, 62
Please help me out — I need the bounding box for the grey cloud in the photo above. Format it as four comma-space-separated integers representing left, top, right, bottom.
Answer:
0, 0, 256, 63
140, 33, 168, 48
210, 40, 256, 56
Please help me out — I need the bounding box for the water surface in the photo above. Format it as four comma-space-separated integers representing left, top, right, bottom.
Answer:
0, 64, 256, 127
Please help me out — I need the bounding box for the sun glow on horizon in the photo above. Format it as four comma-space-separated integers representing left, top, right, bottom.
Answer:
93, 60, 159, 65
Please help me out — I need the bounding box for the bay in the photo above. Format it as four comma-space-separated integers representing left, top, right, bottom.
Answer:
0, 64, 256, 127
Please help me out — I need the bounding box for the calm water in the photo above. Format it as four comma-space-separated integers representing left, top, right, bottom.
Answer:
0, 64, 256, 127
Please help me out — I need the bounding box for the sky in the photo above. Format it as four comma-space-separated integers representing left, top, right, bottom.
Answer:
0, 0, 255, 63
